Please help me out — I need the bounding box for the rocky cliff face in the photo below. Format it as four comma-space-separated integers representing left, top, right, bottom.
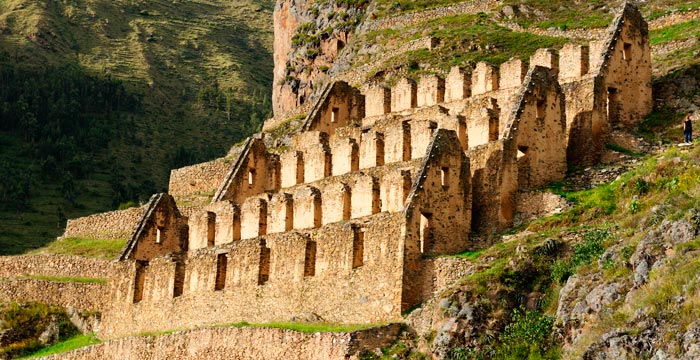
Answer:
272, 0, 368, 117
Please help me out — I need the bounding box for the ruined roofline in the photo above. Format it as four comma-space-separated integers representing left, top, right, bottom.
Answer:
118, 193, 165, 262
301, 81, 336, 132
501, 65, 564, 142
591, 0, 648, 78
212, 137, 256, 203
403, 128, 465, 216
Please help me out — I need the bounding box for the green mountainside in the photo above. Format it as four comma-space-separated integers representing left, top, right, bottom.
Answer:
3, 0, 700, 357
0, 0, 274, 254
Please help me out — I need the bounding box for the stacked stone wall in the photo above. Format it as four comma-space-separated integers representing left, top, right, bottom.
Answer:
169, 159, 231, 201
46, 324, 402, 360
0, 255, 112, 279
62, 207, 144, 240
357, 0, 500, 33
102, 213, 406, 338
0, 279, 107, 311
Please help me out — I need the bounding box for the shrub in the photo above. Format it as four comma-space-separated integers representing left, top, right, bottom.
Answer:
496, 306, 555, 359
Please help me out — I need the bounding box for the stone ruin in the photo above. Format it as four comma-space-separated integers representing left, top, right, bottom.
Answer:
70, 2, 651, 339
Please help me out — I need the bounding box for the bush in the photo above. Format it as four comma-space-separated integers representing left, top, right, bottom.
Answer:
496, 306, 555, 359
0, 302, 80, 358
570, 229, 608, 268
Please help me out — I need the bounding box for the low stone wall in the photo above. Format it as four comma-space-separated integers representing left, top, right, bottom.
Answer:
63, 207, 144, 241
430, 257, 474, 295
514, 191, 571, 224
334, 37, 437, 87
0, 255, 112, 279
0, 278, 107, 311
358, 0, 500, 33
43, 324, 402, 360
168, 158, 231, 201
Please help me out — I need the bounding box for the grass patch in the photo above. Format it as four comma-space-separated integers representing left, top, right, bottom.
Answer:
605, 143, 643, 157
651, 19, 700, 45
451, 249, 484, 260
29, 237, 126, 259
20, 333, 101, 359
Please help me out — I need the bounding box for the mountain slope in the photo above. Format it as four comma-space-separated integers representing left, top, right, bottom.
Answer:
0, 0, 274, 254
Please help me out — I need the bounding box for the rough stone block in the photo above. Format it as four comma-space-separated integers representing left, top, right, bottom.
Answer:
293, 186, 322, 229
530, 48, 559, 74
364, 85, 391, 117
280, 151, 304, 188
559, 43, 589, 79
391, 78, 417, 112
384, 121, 411, 164
359, 131, 385, 169
471, 62, 499, 95
331, 137, 359, 176
444, 66, 471, 102
268, 193, 294, 234
499, 58, 527, 89
351, 175, 379, 218
322, 182, 351, 225
241, 197, 267, 240
417, 75, 445, 107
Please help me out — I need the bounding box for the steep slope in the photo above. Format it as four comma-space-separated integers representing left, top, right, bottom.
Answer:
0, 0, 274, 254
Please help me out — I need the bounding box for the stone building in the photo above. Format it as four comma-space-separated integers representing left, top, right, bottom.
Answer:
84, 2, 651, 339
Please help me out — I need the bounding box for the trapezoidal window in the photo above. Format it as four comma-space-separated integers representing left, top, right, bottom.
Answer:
258, 242, 271, 285
607, 87, 620, 126
331, 107, 339, 123
155, 227, 163, 244
173, 261, 185, 298
352, 227, 364, 268
248, 168, 256, 186
206, 212, 216, 247
132, 261, 148, 304
214, 253, 227, 291
441, 167, 450, 188
623, 42, 632, 60
419, 213, 433, 254
304, 241, 317, 277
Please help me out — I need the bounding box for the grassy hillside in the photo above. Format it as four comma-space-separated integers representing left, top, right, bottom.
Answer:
0, 0, 274, 254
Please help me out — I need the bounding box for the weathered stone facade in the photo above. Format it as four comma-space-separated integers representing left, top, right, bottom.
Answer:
50, 1, 652, 347
45, 324, 402, 360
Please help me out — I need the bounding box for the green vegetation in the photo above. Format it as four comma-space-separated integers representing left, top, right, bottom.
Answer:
496, 307, 556, 359
349, 13, 568, 84
371, 0, 464, 18
651, 19, 700, 45
28, 237, 126, 259
502, 0, 613, 30
0, 302, 81, 359
0, 0, 274, 254
20, 334, 100, 359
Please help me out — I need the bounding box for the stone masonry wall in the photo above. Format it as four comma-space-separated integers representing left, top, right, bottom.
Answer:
62, 207, 144, 240
102, 213, 406, 339
46, 324, 402, 360
0, 255, 112, 279
169, 158, 231, 202
0, 279, 107, 311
